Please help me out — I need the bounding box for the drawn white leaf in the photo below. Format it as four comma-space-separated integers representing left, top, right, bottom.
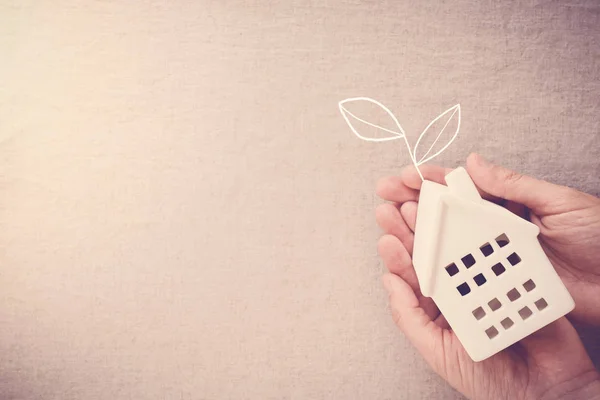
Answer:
413, 104, 461, 165
338, 97, 406, 142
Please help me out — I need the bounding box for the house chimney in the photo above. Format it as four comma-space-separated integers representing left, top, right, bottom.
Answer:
445, 167, 481, 202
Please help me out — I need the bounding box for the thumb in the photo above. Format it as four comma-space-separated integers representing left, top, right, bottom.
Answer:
466, 153, 570, 216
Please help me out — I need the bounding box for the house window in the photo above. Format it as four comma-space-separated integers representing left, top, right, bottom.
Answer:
480, 242, 494, 257
523, 279, 536, 292
507, 252, 521, 266
445, 263, 459, 277
535, 298, 548, 311
491, 262, 506, 276
473, 273, 487, 286
500, 317, 514, 329
472, 306, 486, 320
507, 288, 521, 301
457, 282, 471, 296
461, 254, 476, 269
485, 326, 499, 339
488, 297, 502, 311
495, 233, 510, 247
518, 306, 533, 320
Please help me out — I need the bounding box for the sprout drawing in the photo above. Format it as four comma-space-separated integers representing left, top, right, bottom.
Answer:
338, 97, 461, 181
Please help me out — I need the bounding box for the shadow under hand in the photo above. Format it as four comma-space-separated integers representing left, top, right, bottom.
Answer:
574, 322, 600, 369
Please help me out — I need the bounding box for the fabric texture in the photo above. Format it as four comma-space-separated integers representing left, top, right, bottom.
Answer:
1, 1, 599, 399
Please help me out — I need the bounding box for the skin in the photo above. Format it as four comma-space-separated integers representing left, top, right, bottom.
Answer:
376, 153, 600, 400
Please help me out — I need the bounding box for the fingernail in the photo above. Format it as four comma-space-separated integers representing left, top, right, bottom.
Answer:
475, 153, 490, 167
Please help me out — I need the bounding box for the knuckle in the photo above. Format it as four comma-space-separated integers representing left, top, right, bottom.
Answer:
375, 177, 389, 196
375, 203, 387, 219
503, 169, 524, 185
494, 168, 525, 199
391, 307, 403, 327
377, 234, 395, 255
375, 203, 394, 217
377, 235, 388, 249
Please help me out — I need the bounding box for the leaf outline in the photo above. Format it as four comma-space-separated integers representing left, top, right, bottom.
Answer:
413, 104, 461, 165
338, 97, 406, 142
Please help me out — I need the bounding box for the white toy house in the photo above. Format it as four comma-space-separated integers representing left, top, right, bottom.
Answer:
338, 97, 575, 362
412, 167, 574, 361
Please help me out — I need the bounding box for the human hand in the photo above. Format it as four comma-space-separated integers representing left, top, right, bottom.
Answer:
375, 153, 600, 400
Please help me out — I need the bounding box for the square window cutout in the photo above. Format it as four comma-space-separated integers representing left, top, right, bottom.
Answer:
461, 254, 476, 269
496, 233, 510, 248
480, 243, 494, 257
485, 326, 499, 339
488, 297, 502, 311
535, 298, 548, 311
501, 317, 514, 329
473, 273, 487, 286
507, 288, 521, 302
519, 306, 533, 320
445, 263, 459, 277
507, 252, 521, 266
492, 262, 506, 276
457, 282, 471, 296
523, 279, 536, 292
472, 306, 486, 320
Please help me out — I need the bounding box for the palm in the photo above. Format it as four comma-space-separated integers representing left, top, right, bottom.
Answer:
435, 329, 532, 400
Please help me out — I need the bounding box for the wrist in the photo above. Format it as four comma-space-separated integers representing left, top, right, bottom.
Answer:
540, 369, 600, 400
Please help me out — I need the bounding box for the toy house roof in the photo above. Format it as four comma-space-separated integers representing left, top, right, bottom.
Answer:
412, 167, 540, 297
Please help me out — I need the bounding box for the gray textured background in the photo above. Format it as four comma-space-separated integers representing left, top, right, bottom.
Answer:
1, 1, 599, 399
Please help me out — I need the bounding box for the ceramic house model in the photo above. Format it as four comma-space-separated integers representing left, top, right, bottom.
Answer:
412, 167, 575, 361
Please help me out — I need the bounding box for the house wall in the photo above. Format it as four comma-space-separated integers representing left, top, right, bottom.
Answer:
432, 214, 573, 361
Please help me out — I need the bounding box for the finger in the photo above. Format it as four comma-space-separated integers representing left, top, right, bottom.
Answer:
402, 163, 503, 204
377, 235, 419, 290
378, 235, 439, 320
466, 153, 572, 216
376, 164, 452, 203
382, 273, 446, 368
400, 164, 451, 191
396, 203, 449, 328
433, 313, 450, 329
375, 203, 414, 254
400, 201, 418, 233
376, 176, 419, 203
